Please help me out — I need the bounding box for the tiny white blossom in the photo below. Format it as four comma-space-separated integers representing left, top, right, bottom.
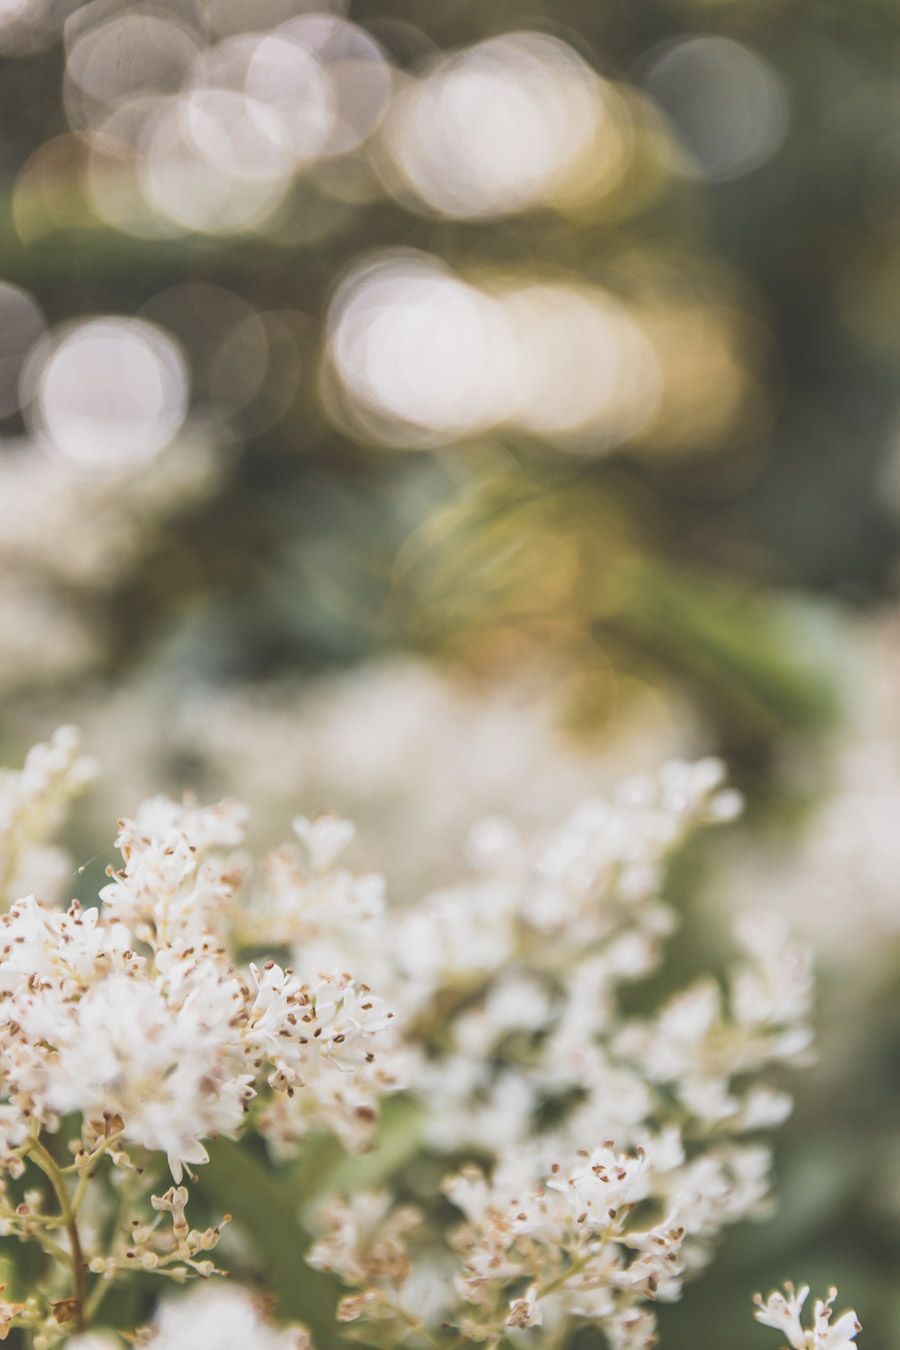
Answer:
754, 1283, 861, 1350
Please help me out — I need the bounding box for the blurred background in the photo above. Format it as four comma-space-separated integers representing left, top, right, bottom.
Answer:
0, 0, 899, 1343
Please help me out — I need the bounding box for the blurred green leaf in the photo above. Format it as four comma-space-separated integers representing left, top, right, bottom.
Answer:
284, 1096, 425, 1211
610, 560, 842, 740
199, 1139, 342, 1348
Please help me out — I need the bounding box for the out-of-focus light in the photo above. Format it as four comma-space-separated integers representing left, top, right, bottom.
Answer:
86, 100, 181, 239
194, 32, 335, 167
73, 14, 392, 237
324, 253, 516, 446
642, 36, 789, 182
21, 317, 189, 473
0, 0, 36, 22
324, 253, 662, 452
0, 0, 66, 55
12, 134, 93, 241
642, 304, 764, 448
139, 92, 292, 234
0, 284, 45, 417
278, 14, 393, 156
183, 89, 295, 182
204, 0, 346, 40
498, 284, 663, 446
65, 12, 200, 109
381, 32, 608, 218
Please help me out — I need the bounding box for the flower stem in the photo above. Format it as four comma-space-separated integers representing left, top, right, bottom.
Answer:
26, 1138, 87, 1333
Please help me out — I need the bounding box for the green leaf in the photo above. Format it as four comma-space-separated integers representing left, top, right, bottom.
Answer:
198, 1138, 342, 1348
609, 560, 842, 739
303, 1096, 425, 1203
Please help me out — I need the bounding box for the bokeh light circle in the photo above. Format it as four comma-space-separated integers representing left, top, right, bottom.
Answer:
21, 316, 190, 473
325, 253, 517, 445
382, 32, 604, 218
642, 36, 789, 181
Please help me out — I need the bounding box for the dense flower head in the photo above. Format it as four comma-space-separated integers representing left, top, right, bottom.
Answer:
0, 780, 404, 1189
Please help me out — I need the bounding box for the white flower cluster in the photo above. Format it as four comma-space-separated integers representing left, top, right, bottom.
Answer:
0, 725, 96, 907
293, 761, 815, 1347
0, 759, 403, 1344
723, 616, 900, 968
0, 799, 403, 1181
754, 1282, 861, 1350
0, 732, 855, 1348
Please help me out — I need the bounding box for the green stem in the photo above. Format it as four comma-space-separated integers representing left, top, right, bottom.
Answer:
26, 1139, 87, 1333
534, 1246, 596, 1301
84, 1275, 112, 1322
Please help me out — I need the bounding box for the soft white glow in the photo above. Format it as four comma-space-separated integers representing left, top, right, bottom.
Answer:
278, 14, 393, 156
0, 0, 61, 55
325, 254, 662, 451
194, 32, 335, 168
642, 36, 789, 181
382, 32, 604, 218
87, 99, 181, 240
0, 0, 40, 27
139, 93, 292, 234
61, 7, 392, 238
22, 317, 189, 472
326, 254, 516, 445
498, 284, 663, 445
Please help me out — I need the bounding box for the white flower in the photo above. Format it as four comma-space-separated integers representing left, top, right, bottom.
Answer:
99, 795, 249, 945
293, 814, 356, 872
550, 1145, 650, 1226
138, 1283, 311, 1349
507, 1283, 542, 1328
0, 774, 403, 1182
754, 1283, 861, 1349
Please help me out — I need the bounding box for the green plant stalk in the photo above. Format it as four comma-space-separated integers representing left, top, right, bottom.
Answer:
26, 1138, 87, 1333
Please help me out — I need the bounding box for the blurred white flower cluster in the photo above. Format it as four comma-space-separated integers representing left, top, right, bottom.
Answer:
0, 724, 96, 907
725, 616, 900, 967
0, 729, 852, 1347
0, 430, 221, 695
72, 656, 693, 896
66, 1284, 311, 1350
